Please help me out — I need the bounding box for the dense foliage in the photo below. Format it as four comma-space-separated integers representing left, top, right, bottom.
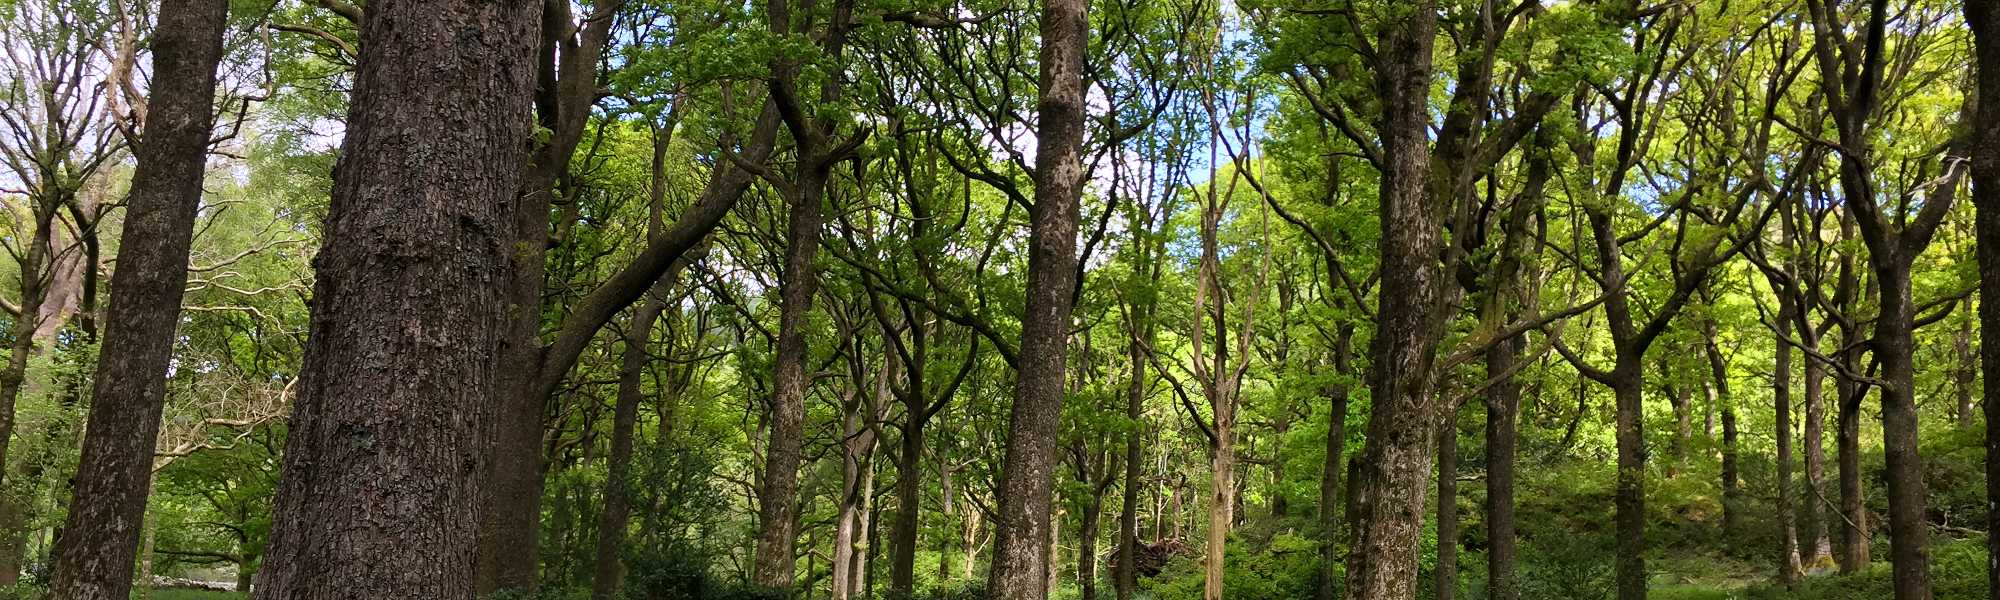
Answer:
0, 0, 1996, 599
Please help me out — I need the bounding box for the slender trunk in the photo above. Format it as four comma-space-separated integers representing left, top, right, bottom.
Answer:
590, 293, 667, 600
1956, 301, 1977, 427
856, 458, 877, 599
1116, 322, 1149, 600
1203, 418, 1234, 600
983, 0, 1087, 593
964, 503, 982, 581
1667, 382, 1691, 477
1049, 510, 1064, 597
1079, 495, 1105, 600
1801, 325, 1831, 567
940, 462, 957, 584
1316, 327, 1352, 600
1434, 415, 1457, 600
590, 116, 684, 600
252, 0, 538, 595
1773, 303, 1802, 585
890, 420, 924, 594
1484, 335, 1523, 600
836, 365, 888, 600
1708, 324, 1741, 539
833, 461, 862, 600
0, 199, 59, 530
46, 1, 227, 597
1836, 371, 1869, 572
138, 510, 155, 600
236, 557, 253, 593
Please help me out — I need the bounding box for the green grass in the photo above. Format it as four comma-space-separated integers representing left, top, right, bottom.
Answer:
1652, 584, 1745, 600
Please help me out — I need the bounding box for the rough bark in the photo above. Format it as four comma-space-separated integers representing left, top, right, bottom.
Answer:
45, 1, 227, 597
1343, 4, 1445, 599
252, 0, 539, 596
1872, 263, 1934, 600
751, 164, 828, 591
982, 0, 1086, 594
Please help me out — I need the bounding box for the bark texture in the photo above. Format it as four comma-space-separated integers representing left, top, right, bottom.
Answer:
47, 1, 228, 596
252, 0, 539, 596
1343, 4, 1445, 599
983, 0, 1087, 593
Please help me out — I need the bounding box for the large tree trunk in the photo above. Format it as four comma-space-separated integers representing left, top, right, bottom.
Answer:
1342, 4, 1444, 600
752, 166, 829, 591
983, 0, 1087, 595
252, 0, 539, 596
1970, 4, 2000, 597
45, 1, 227, 597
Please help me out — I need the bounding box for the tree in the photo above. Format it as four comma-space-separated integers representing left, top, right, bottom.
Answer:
1804, 1, 1968, 596
46, 0, 229, 597
1967, 2, 2000, 598
251, 0, 539, 595
984, 0, 1088, 594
